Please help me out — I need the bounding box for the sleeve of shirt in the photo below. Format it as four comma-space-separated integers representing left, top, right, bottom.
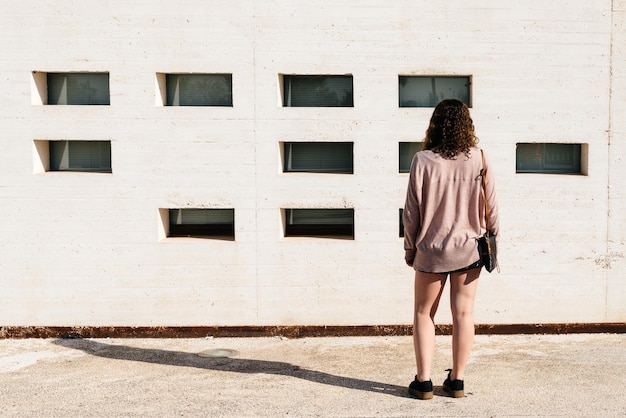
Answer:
483, 151, 500, 237
403, 154, 421, 265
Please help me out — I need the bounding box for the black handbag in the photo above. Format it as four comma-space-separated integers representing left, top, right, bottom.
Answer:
478, 149, 499, 273
478, 232, 498, 273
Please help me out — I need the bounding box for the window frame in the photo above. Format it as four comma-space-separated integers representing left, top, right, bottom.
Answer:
36, 72, 111, 105
33, 140, 112, 173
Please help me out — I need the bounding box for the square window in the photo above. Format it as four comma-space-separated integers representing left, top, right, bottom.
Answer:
164, 74, 233, 106
283, 75, 353, 107
399, 142, 422, 173
284, 209, 354, 239
399, 76, 470, 108
45, 72, 110, 105
283, 142, 353, 173
167, 209, 235, 240
35, 140, 112, 172
516, 143, 584, 174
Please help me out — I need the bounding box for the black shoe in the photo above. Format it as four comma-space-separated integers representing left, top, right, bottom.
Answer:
408, 376, 433, 400
442, 369, 464, 398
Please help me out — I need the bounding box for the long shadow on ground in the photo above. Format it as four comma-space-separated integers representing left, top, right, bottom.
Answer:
52, 338, 411, 398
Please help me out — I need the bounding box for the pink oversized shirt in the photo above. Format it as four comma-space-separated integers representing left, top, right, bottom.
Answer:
403, 147, 499, 273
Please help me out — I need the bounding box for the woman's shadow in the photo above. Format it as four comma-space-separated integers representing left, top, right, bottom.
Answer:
52, 338, 411, 398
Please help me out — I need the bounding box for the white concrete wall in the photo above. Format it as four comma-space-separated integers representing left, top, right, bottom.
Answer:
0, 0, 623, 327
608, 0, 626, 322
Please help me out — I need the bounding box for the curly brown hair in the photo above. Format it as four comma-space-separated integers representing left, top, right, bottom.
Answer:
421, 99, 478, 159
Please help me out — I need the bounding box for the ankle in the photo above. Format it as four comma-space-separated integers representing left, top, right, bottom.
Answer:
416, 373, 430, 382
447, 369, 463, 381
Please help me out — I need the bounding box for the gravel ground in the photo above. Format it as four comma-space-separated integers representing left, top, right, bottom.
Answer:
1, 333, 625, 417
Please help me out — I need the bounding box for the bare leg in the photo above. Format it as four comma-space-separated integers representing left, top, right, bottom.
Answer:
413, 271, 446, 382
448, 267, 481, 381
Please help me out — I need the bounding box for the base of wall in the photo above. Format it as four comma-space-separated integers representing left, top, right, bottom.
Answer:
1, 323, 624, 339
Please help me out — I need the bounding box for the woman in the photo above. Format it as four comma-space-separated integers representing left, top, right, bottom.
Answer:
403, 99, 499, 399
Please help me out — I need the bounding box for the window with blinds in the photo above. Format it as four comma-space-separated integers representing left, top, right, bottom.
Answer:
284, 209, 354, 239
516, 143, 583, 174
283, 142, 353, 173
283, 75, 353, 107
168, 209, 235, 239
165, 74, 233, 106
399, 142, 422, 173
47, 73, 110, 105
399, 76, 470, 108
49, 140, 112, 172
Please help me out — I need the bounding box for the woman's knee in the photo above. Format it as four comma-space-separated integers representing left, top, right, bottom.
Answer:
451, 306, 474, 323
450, 279, 479, 322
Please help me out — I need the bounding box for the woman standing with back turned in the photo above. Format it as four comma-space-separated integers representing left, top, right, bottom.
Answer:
403, 99, 499, 399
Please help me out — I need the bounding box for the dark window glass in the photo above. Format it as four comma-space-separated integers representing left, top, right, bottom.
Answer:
284, 209, 354, 239
49, 141, 111, 172
399, 76, 470, 107
516, 143, 582, 174
283, 142, 353, 173
283, 75, 353, 107
399, 142, 422, 173
166, 74, 233, 106
47, 73, 110, 105
169, 209, 235, 240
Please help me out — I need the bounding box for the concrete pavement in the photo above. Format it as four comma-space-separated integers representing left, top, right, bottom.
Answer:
1, 333, 625, 417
